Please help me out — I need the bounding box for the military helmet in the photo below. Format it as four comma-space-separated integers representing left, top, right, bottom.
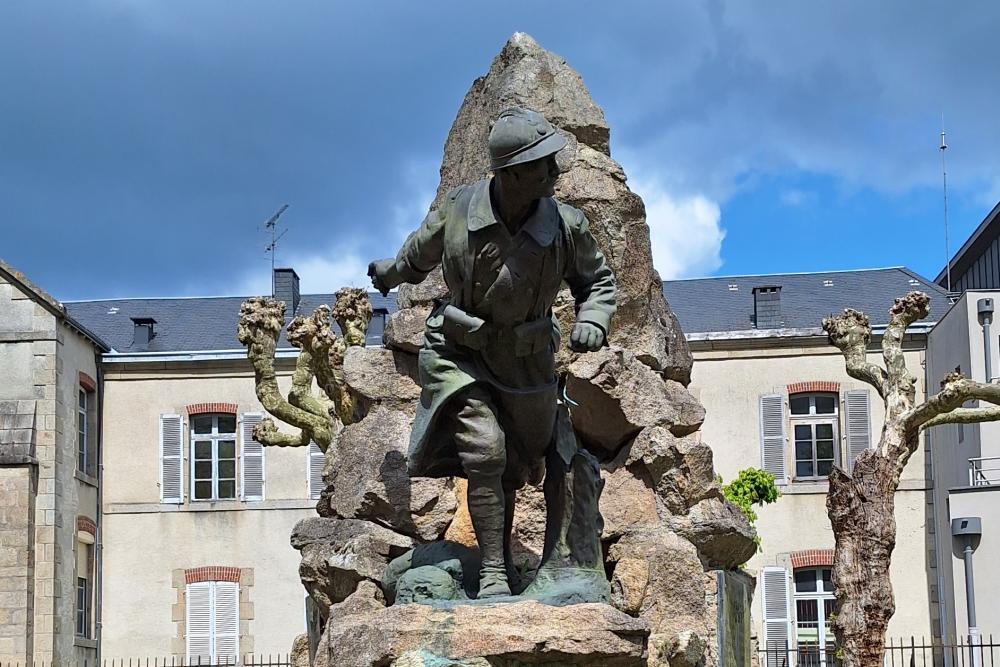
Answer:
488, 107, 567, 170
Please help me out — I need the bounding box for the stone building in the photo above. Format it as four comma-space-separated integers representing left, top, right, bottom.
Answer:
0, 256, 978, 662
664, 266, 951, 659
0, 260, 108, 665
927, 199, 1000, 646
60, 269, 393, 660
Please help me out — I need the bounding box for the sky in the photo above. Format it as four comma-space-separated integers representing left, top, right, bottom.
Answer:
2, 1, 999, 301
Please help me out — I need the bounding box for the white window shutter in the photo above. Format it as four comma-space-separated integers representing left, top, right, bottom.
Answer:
761, 567, 792, 667
759, 394, 787, 484
308, 442, 325, 500
214, 581, 240, 663
185, 582, 213, 663
845, 389, 872, 473
241, 412, 265, 501
159, 414, 184, 503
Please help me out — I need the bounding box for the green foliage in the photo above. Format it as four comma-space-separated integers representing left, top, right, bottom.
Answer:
721, 468, 781, 550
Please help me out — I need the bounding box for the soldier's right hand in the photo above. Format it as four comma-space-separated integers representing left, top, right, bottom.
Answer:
368, 259, 395, 297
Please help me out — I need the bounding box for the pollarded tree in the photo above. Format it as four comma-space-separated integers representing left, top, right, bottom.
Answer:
236, 287, 373, 451
822, 292, 998, 667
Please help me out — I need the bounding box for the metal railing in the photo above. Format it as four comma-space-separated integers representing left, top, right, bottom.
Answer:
760, 636, 999, 667
969, 456, 1000, 486
0, 655, 291, 667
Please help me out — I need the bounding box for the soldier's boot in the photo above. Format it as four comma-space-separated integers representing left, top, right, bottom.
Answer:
502, 487, 522, 593
467, 475, 511, 598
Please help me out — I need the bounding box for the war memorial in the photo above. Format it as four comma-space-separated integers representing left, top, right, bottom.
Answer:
237, 33, 756, 666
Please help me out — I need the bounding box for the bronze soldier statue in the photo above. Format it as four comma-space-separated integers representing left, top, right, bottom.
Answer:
369, 107, 616, 598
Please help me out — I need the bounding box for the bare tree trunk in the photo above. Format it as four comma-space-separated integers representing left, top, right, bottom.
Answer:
827, 450, 897, 667
824, 292, 1000, 665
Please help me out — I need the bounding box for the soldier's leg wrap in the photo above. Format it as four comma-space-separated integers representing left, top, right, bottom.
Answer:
452, 386, 510, 598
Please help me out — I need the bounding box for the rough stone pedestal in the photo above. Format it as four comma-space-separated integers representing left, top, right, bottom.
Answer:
316, 582, 650, 667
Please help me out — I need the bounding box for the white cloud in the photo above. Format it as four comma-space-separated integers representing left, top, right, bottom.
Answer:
627, 173, 725, 280
235, 245, 370, 297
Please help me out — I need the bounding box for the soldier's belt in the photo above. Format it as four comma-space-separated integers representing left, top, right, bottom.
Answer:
440, 304, 556, 357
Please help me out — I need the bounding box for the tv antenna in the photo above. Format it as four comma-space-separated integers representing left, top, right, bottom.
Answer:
263, 204, 290, 296
940, 121, 951, 293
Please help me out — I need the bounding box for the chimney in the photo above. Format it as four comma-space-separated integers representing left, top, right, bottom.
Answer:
273, 268, 300, 315
131, 317, 156, 351
753, 285, 782, 329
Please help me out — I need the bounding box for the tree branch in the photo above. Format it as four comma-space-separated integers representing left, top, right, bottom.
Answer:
906, 371, 1000, 433
822, 309, 887, 398
237, 298, 335, 449
880, 292, 928, 407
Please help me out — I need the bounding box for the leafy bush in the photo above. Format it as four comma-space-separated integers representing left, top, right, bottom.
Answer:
721, 468, 780, 550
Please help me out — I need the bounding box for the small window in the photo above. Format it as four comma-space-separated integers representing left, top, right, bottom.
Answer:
789, 394, 837, 416
366, 309, 388, 347
77, 387, 97, 477
191, 415, 238, 501
75, 538, 94, 638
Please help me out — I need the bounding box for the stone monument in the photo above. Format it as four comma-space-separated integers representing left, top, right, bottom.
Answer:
239, 33, 756, 667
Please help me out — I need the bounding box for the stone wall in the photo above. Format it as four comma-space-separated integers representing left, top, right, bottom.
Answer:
0, 466, 35, 660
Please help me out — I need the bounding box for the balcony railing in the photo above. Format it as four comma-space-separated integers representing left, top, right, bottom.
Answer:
969, 456, 1000, 486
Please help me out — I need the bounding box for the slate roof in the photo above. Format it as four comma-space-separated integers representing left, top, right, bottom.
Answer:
663, 267, 951, 335
65, 267, 949, 353
65, 293, 397, 354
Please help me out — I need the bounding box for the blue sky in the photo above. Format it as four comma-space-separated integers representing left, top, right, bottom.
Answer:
2, 1, 998, 300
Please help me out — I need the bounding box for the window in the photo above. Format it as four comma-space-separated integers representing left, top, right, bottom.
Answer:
794, 568, 836, 667
308, 442, 325, 500
190, 415, 237, 501
366, 308, 387, 346
75, 537, 94, 638
77, 387, 97, 477
186, 581, 239, 664
790, 394, 839, 480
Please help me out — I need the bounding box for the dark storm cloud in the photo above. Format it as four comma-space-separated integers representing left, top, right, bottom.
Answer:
2, 1, 999, 298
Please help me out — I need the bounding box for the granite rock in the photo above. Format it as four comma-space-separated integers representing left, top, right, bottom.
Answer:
385, 306, 432, 353
626, 427, 722, 515
290, 517, 414, 615
319, 406, 457, 541
343, 346, 421, 416
608, 527, 710, 666
324, 584, 650, 667
668, 498, 757, 569
566, 347, 705, 457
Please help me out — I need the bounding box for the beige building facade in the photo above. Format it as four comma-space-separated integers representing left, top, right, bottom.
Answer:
0, 260, 106, 665
664, 267, 952, 662
98, 357, 320, 659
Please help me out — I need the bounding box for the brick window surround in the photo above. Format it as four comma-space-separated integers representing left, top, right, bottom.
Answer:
76, 515, 97, 537
787, 381, 840, 395
79, 372, 97, 392
186, 403, 238, 416
172, 567, 254, 656
790, 548, 834, 569
185, 566, 242, 584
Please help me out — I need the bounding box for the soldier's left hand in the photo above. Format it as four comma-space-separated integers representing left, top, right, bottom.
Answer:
570, 322, 604, 352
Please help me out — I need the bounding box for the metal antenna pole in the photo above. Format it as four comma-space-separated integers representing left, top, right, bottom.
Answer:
941, 122, 952, 293
263, 204, 289, 297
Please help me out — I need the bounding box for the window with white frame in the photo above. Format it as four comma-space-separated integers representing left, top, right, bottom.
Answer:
186, 580, 239, 663
789, 394, 839, 480
793, 567, 836, 666
190, 414, 238, 501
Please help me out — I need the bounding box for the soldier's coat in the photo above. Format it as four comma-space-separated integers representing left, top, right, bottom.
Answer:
391, 178, 616, 481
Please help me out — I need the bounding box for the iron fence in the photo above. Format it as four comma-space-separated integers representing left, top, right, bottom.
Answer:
0, 655, 290, 667
759, 636, 999, 667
